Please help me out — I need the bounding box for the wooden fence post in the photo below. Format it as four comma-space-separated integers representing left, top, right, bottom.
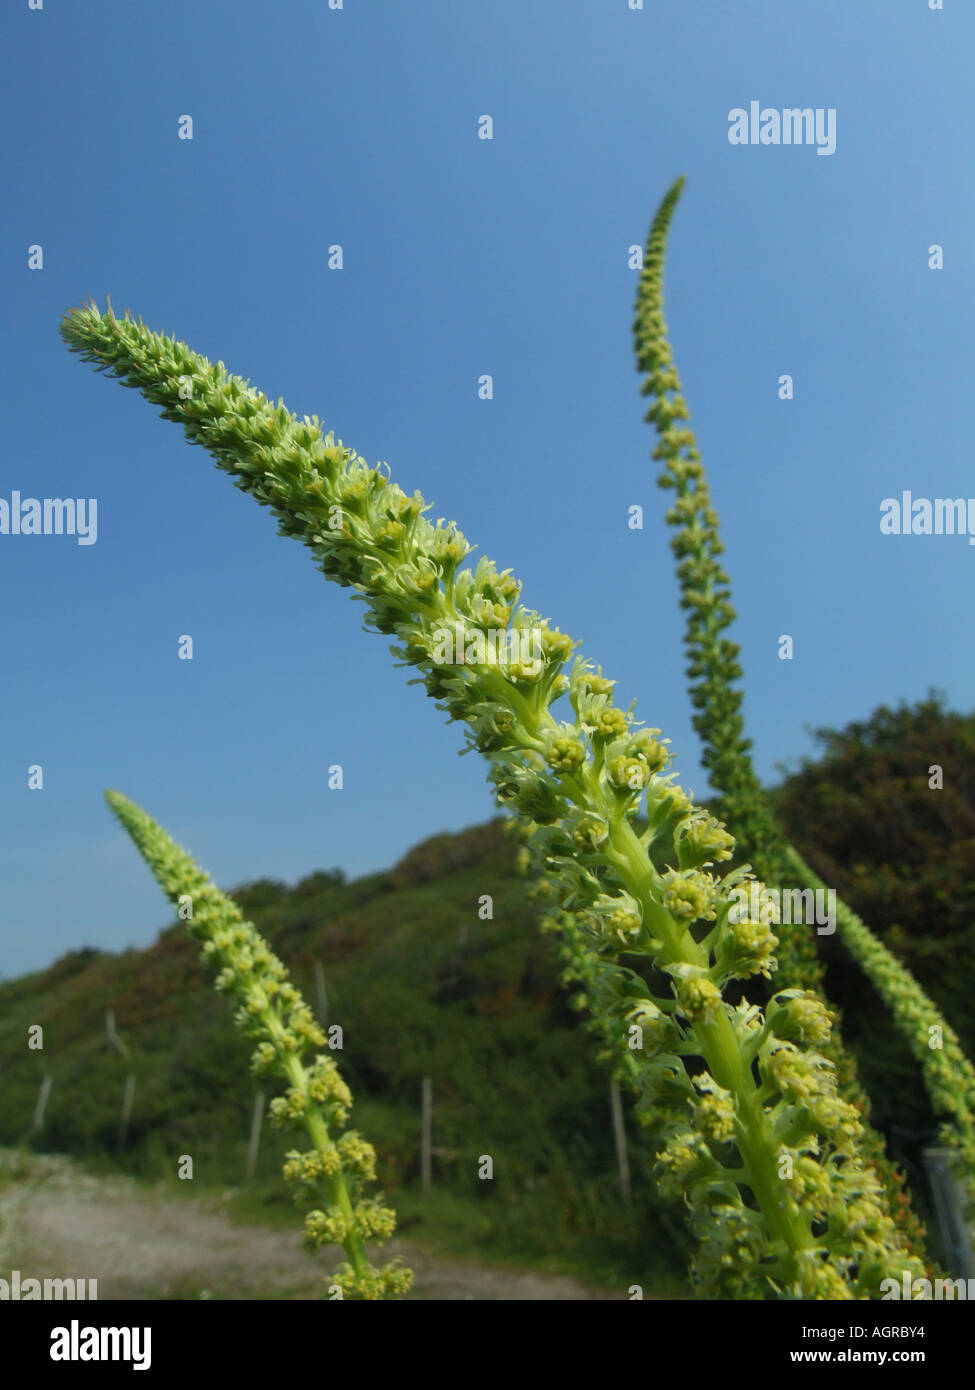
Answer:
246, 1091, 265, 1180
610, 1079, 631, 1204
923, 1146, 975, 1277
31, 1075, 52, 1134
106, 1011, 128, 1056
314, 960, 328, 1028
118, 1073, 136, 1151
421, 1076, 433, 1191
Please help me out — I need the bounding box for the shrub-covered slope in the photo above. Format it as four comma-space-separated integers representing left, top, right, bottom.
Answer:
0, 817, 687, 1290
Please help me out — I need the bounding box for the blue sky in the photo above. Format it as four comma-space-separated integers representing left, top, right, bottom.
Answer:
2, 0, 971, 978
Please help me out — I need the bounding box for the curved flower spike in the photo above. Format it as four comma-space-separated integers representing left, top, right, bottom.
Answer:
64, 300, 931, 1297
633, 176, 970, 1253
104, 790, 412, 1301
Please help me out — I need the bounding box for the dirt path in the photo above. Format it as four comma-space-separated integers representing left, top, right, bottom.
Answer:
0, 1153, 614, 1300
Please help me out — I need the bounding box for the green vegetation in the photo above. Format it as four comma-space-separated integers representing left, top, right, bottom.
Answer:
634, 178, 974, 1251
0, 818, 689, 1296
47, 179, 974, 1294
768, 693, 975, 1171
3, 696, 974, 1288
103, 788, 414, 1300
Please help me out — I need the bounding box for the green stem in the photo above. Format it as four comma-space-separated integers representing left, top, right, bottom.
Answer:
609, 807, 814, 1280
273, 1037, 369, 1279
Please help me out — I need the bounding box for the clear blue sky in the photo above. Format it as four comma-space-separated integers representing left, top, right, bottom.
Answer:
2, 0, 971, 979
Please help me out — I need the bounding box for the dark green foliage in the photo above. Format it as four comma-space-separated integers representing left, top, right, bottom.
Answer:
768, 691, 975, 1175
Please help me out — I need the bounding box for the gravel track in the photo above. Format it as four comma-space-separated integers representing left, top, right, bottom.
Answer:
0, 1153, 615, 1301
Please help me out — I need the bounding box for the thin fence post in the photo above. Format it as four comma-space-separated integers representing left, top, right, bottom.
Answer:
246, 1091, 265, 1180
106, 1011, 128, 1057
923, 1147, 975, 1278
314, 960, 328, 1028
118, 1073, 136, 1151
32, 1075, 52, 1134
421, 1076, 433, 1191
610, 1079, 631, 1204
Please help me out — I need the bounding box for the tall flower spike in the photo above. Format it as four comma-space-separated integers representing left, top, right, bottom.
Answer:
632, 177, 819, 986
633, 176, 971, 1248
65, 301, 932, 1296
104, 790, 413, 1301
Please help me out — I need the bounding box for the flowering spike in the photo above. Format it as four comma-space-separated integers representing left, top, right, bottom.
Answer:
633, 177, 974, 1241
64, 298, 934, 1296
103, 789, 412, 1301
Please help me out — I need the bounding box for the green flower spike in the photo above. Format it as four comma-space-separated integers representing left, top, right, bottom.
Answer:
632, 176, 824, 988
104, 790, 413, 1301
65, 300, 932, 1297
634, 175, 975, 1242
